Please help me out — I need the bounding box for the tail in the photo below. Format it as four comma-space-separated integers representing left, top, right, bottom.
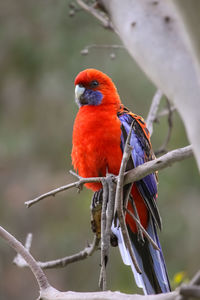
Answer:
112, 216, 171, 294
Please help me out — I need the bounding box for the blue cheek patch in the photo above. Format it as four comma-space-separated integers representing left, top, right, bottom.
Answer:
83, 89, 103, 106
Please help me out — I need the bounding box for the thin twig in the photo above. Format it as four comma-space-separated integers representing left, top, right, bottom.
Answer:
117, 207, 142, 274
99, 178, 109, 291
189, 270, 200, 286
177, 270, 200, 300
179, 285, 200, 299
2, 225, 181, 300
0, 226, 50, 291
81, 44, 124, 55
83, 44, 125, 50
114, 121, 134, 222
76, 0, 113, 30
13, 233, 33, 267
25, 174, 104, 208
146, 89, 163, 136
124, 145, 193, 186
125, 208, 160, 251
130, 198, 144, 244
99, 175, 116, 290
26, 146, 193, 209
115, 121, 142, 274
14, 235, 100, 270
105, 176, 116, 239
39, 236, 100, 269
69, 169, 81, 179
157, 106, 176, 119
123, 183, 133, 214
155, 98, 174, 155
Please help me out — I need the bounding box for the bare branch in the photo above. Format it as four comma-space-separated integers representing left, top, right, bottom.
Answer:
40, 237, 100, 270
125, 208, 159, 251
155, 99, 174, 155
115, 121, 142, 274
69, 170, 82, 179
114, 121, 133, 220
99, 175, 116, 290
146, 89, 163, 136
177, 270, 200, 300
14, 235, 100, 270
189, 270, 200, 286
80, 43, 124, 56
40, 289, 178, 300
179, 285, 200, 299
0, 226, 50, 292
20, 144, 193, 299
130, 198, 145, 244
25, 175, 104, 208
14, 233, 33, 267
76, 0, 113, 30
105, 177, 116, 246
157, 106, 176, 119
99, 178, 109, 290
117, 207, 143, 273
1, 225, 181, 299
26, 145, 193, 210
124, 145, 193, 186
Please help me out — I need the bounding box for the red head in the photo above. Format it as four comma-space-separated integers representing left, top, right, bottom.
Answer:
74, 69, 121, 107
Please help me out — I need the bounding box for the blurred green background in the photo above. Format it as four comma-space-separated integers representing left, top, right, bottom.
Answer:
0, 0, 199, 299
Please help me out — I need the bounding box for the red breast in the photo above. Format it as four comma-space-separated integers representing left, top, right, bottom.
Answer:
72, 68, 149, 231
72, 104, 123, 191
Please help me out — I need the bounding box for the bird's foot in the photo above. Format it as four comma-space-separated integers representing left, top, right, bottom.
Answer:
90, 189, 103, 239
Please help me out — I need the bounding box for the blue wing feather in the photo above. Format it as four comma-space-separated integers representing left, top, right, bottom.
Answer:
114, 110, 171, 294
119, 113, 161, 229
119, 114, 157, 196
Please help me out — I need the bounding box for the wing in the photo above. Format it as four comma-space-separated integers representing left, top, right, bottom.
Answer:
114, 106, 170, 294
117, 105, 162, 230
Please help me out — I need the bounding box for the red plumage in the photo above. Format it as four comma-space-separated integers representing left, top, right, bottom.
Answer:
72, 68, 148, 232
71, 69, 171, 294
72, 104, 122, 190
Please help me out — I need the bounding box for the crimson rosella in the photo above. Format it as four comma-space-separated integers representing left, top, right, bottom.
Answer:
71, 68, 171, 294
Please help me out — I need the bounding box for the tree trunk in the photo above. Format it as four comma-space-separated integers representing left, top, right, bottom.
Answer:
101, 0, 200, 171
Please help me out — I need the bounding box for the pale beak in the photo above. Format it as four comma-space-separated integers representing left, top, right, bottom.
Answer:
75, 84, 85, 100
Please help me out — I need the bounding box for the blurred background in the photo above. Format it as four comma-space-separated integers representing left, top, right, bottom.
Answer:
0, 0, 199, 299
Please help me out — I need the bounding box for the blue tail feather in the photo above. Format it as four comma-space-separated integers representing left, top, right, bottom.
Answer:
127, 216, 171, 294
112, 216, 171, 295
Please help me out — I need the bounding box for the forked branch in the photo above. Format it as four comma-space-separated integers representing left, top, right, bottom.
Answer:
76, 0, 113, 30
2, 222, 200, 300
124, 145, 193, 186
0, 226, 51, 293
14, 234, 100, 270
25, 174, 103, 208
26, 145, 193, 209
146, 89, 163, 136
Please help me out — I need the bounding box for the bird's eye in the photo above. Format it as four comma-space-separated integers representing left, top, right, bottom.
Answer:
90, 80, 99, 88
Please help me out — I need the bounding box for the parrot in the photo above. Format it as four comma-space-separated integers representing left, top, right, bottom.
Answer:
71, 68, 171, 294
